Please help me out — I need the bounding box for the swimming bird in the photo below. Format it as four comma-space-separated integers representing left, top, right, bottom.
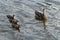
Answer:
7, 15, 20, 32
35, 9, 47, 20
35, 9, 47, 29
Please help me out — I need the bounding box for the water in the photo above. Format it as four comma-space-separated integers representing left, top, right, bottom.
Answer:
0, 0, 60, 40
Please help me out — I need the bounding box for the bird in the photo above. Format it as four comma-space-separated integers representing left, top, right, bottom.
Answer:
7, 15, 20, 32
35, 9, 47, 29
12, 22, 20, 32
35, 9, 47, 20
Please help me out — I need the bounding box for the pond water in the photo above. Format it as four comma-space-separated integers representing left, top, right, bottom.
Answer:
0, 0, 60, 40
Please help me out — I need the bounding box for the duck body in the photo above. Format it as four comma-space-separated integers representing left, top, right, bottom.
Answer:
12, 23, 20, 32
8, 19, 19, 23
7, 15, 20, 32
35, 10, 44, 20
35, 9, 47, 21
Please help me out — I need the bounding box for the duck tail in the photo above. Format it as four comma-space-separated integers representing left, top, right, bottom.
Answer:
18, 29, 20, 32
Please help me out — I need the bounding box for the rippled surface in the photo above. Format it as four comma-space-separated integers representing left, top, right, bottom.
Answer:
0, 0, 60, 40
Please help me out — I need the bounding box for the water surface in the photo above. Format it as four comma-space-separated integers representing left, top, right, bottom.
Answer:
0, 0, 60, 40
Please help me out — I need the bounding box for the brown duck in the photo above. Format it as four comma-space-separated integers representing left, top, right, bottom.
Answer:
35, 9, 47, 29
35, 9, 47, 20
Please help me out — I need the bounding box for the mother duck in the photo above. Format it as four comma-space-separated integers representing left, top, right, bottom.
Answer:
35, 9, 47, 29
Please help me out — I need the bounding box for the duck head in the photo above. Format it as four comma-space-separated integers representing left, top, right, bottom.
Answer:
7, 15, 15, 19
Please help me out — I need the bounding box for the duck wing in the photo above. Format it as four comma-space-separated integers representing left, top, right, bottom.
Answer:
35, 10, 43, 18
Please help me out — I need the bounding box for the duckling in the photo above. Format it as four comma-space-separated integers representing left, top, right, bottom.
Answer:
7, 15, 15, 19
12, 23, 20, 32
35, 9, 47, 20
35, 9, 47, 29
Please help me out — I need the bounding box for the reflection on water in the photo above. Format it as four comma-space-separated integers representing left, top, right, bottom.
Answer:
0, 0, 60, 40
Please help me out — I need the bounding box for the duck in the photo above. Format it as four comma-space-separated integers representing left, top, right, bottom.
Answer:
35, 9, 47, 20
35, 8, 47, 29
12, 22, 20, 32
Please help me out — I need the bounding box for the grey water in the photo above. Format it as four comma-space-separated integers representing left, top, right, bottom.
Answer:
0, 0, 60, 40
